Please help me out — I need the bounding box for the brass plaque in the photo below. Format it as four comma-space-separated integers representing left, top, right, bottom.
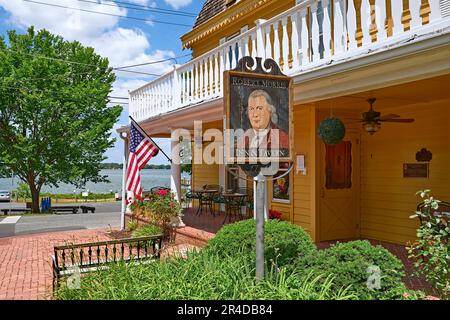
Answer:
403, 163, 429, 178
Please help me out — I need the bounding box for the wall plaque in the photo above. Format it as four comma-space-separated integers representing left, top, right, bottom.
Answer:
403, 163, 429, 178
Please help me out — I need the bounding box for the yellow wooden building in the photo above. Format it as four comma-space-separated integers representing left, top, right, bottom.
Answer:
119, 0, 450, 245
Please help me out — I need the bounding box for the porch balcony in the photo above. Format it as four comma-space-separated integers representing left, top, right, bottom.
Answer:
129, 0, 450, 123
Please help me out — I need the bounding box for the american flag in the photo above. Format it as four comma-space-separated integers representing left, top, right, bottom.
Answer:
126, 122, 159, 200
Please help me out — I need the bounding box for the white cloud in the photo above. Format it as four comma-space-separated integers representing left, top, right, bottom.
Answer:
0, 0, 177, 162
110, 78, 149, 110
164, 0, 192, 10
0, 0, 124, 40
0, 1, 176, 76
127, 0, 151, 5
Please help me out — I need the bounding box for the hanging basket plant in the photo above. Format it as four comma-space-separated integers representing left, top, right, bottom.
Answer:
318, 117, 346, 145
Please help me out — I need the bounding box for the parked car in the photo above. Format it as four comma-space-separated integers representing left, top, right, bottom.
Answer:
0, 190, 11, 202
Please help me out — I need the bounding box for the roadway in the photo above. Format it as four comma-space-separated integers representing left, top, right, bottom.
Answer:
0, 201, 122, 236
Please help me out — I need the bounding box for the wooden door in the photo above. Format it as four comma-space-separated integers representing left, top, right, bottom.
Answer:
319, 133, 360, 241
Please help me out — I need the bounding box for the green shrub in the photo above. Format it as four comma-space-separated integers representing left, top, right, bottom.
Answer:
294, 240, 408, 300
15, 183, 31, 201
126, 220, 139, 232
56, 251, 354, 300
132, 224, 163, 238
408, 190, 449, 298
204, 219, 316, 267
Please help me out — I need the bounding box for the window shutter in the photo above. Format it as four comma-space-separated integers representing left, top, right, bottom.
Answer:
441, 0, 450, 17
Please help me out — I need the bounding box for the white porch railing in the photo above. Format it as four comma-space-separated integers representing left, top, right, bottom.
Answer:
129, 0, 449, 122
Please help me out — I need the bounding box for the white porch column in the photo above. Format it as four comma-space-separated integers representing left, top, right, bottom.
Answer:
170, 133, 182, 203
120, 132, 129, 230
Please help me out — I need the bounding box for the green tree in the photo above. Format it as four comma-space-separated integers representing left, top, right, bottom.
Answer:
15, 183, 31, 202
0, 27, 122, 212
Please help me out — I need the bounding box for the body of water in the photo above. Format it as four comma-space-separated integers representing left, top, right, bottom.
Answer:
0, 169, 188, 194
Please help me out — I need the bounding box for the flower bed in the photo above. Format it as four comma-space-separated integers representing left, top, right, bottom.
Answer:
129, 190, 183, 243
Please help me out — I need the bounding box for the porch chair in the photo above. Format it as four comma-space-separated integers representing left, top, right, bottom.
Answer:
212, 186, 225, 214
201, 184, 221, 216
237, 188, 252, 219
223, 190, 247, 224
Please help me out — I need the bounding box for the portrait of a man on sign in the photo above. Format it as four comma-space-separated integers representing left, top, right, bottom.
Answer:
245, 89, 289, 150
225, 72, 292, 163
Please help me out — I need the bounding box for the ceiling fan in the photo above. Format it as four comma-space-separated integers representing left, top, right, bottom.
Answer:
356, 98, 415, 135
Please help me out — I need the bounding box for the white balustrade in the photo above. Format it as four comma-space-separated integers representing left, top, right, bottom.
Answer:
265, 25, 272, 60
273, 21, 281, 66
300, 7, 309, 65
311, 1, 320, 62
129, 0, 447, 122
290, 12, 299, 68
360, 0, 371, 46
281, 17, 290, 72
375, 0, 387, 41
391, 0, 404, 36
409, 0, 422, 30
322, 0, 332, 58
334, 0, 346, 55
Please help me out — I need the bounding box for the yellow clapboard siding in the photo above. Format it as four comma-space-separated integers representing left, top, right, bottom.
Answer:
293, 184, 310, 190
360, 212, 419, 228
294, 195, 310, 204
361, 198, 432, 211
361, 228, 413, 245
291, 105, 314, 237
293, 215, 310, 224
293, 195, 310, 203
360, 221, 416, 238
360, 99, 450, 244
294, 211, 311, 219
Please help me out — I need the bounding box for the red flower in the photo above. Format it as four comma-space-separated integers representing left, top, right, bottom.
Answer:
269, 210, 282, 220
157, 189, 169, 196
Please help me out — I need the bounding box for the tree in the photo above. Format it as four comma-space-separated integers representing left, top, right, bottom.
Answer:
0, 27, 122, 212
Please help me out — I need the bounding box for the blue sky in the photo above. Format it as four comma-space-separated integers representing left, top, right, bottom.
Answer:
0, 0, 204, 164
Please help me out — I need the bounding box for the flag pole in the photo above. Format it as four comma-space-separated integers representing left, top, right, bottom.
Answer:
128, 116, 172, 163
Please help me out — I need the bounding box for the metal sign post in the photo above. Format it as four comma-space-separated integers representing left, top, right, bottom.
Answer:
254, 173, 266, 280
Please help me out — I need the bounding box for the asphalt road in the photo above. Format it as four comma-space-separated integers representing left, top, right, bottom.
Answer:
0, 201, 122, 236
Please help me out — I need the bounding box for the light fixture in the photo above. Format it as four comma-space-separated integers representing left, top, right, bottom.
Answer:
363, 121, 381, 135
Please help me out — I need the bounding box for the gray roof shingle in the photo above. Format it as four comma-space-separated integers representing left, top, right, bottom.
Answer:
193, 0, 230, 28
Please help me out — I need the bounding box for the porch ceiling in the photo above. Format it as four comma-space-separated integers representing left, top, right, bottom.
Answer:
314, 74, 450, 112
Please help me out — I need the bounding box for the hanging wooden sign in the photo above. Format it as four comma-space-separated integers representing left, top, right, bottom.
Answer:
224, 57, 293, 164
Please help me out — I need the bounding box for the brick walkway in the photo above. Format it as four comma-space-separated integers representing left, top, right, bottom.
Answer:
0, 228, 198, 300
0, 229, 112, 300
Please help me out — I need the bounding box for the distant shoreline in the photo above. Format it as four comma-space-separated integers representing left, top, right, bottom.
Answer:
100, 163, 171, 170
0, 169, 191, 195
